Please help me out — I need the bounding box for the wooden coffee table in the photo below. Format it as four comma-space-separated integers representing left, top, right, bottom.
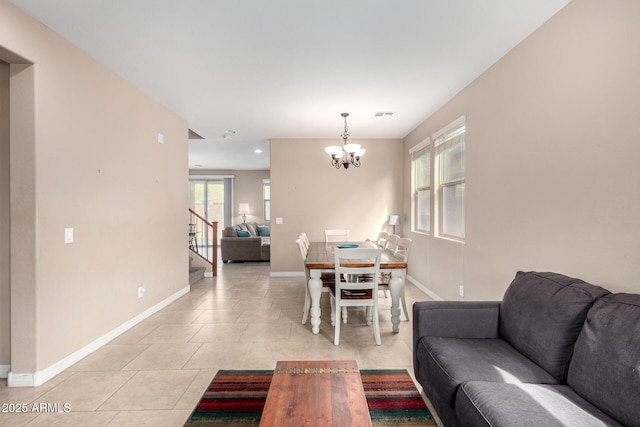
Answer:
259, 360, 372, 427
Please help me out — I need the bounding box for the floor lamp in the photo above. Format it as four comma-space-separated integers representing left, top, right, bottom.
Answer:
388, 215, 400, 235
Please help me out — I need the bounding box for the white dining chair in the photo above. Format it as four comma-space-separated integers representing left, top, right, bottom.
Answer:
376, 231, 389, 248
329, 247, 383, 345
324, 229, 350, 243
384, 234, 400, 252
379, 237, 412, 321
300, 232, 310, 251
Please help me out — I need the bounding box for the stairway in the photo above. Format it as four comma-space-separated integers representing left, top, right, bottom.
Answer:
189, 256, 206, 285
188, 209, 218, 276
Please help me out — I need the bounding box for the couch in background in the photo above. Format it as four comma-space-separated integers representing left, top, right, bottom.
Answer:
413, 271, 639, 427
221, 222, 270, 263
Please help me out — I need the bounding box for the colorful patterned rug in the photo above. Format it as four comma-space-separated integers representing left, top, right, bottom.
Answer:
184, 368, 435, 426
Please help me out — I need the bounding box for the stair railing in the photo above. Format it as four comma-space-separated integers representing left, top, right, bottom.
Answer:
188, 208, 218, 276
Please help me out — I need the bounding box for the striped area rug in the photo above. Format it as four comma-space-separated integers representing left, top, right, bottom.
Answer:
185, 368, 435, 426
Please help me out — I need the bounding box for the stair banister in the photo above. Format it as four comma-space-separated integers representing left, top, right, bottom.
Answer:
188, 208, 217, 276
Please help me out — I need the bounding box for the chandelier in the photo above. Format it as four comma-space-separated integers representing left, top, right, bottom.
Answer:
324, 113, 365, 169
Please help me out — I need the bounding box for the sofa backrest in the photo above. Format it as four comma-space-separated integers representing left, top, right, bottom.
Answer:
222, 223, 269, 238
222, 226, 238, 237
567, 293, 640, 427
499, 271, 609, 382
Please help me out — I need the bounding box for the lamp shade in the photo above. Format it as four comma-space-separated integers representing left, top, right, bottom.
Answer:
239, 203, 250, 214
343, 143, 361, 154
388, 215, 400, 226
325, 146, 343, 156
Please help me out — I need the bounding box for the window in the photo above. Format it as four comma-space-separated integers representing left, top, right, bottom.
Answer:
434, 117, 466, 240
411, 138, 431, 233
263, 179, 271, 221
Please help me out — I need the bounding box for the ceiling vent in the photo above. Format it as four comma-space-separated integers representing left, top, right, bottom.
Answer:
374, 112, 395, 117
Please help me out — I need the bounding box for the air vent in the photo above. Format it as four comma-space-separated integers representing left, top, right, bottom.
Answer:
374, 112, 395, 117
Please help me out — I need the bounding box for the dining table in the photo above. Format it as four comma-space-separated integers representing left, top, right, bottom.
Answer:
304, 241, 408, 334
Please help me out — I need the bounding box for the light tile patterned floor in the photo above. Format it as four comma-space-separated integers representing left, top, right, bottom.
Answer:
0, 262, 430, 426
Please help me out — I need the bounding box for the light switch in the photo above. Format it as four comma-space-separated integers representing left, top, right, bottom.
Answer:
157, 132, 164, 144
275, 217, 283, 225
64, 228, 74, 244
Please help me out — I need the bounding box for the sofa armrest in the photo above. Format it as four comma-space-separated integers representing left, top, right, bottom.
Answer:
413, 301, 501, 341
412, 301, 501, 381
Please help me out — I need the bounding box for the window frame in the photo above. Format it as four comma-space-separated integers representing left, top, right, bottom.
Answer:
263, 179, 271, 221
410, 137, 432, 234
433, 116, 466, 241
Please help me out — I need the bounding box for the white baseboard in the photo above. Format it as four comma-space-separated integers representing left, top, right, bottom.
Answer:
269, 271, 305, 277
7, 285, 190, 387
0, 364, 9, 379
406, 274, 443, 301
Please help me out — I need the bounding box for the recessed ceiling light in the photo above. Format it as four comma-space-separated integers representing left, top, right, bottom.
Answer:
254, 149, 263, 154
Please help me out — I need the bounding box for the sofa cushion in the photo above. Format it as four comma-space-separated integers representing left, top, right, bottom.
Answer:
236, 229, 251, 237
499, 271, 610, 382
415, 336, 559, 426
456, 381, 623, 427
567, 293, 640, 427
245, 222, 258, 236
257, 225, 270, 236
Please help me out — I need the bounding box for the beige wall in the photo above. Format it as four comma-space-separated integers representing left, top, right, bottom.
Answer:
403, 0, 640, 300
0, 60, 9, 367
271, 138, 403, 273
1, 1, 188, 379
232, 170, 270, 225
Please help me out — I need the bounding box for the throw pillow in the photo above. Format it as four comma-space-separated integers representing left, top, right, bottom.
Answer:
257, 226, 270, 236
246, 222, 258, 236
236, 229, 251, 237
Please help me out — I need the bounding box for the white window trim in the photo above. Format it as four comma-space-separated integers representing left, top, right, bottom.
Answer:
263, 179, 271, 221
433, 116, 466, 242
432, 115, 466, 142
411, 137, 432, 235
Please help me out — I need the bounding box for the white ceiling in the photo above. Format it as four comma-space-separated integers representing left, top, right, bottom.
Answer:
10, 0, 570, 170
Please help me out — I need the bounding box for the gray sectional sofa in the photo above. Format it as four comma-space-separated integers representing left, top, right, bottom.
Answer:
413, 271, 639, 427
220, 222, 270, 263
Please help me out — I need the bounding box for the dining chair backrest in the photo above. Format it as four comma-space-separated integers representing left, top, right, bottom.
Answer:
295, 238, 307, 260
333, 247, 382, 283
376, 231, 389, 248
394, 237, 412, 261
325, 229, 350, 243
385, 234, 400, 252
300, 232, 310, 249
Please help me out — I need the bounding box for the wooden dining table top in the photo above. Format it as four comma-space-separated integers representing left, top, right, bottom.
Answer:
305, 241, 407, 269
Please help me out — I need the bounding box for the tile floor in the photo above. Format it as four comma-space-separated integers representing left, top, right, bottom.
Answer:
0, 262, 432, 426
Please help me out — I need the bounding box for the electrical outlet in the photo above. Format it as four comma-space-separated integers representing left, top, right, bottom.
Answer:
138, 285, 146, 299
459, 285, 464, 298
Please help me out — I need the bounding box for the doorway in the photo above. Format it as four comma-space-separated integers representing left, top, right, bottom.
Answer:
189, 177, 233, 259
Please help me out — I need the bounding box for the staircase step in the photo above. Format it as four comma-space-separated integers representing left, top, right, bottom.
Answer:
189, 266, 206, 285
